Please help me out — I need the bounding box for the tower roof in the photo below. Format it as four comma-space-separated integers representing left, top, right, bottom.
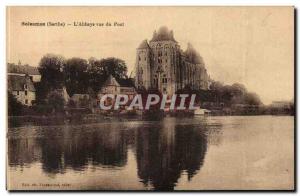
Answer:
138, 39, 150, 49
184, 43, 205, 65
150, 26, 177, 42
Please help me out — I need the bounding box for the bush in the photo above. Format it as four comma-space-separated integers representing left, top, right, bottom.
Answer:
47, 91, 65, 113
8, 92, 23, 116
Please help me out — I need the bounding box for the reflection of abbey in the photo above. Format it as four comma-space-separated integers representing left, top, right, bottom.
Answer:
135, 26, 210, 95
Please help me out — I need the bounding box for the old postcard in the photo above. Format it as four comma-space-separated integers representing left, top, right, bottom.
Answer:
6, 6, 294, 191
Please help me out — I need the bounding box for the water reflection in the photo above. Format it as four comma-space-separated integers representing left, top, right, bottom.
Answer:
136, 119, 207, 190
8, 118, 213, 190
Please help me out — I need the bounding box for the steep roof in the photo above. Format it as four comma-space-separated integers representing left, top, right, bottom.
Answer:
7, 63, 40, 75
103, 75, 120, 87
150, 26, 177, 42
8, 75, 36, 92
138, 39, 150, 49
117, 78, 136, 88
184, 43, 205, 65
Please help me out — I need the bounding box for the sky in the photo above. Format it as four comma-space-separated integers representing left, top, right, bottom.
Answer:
6, 6, 294, 104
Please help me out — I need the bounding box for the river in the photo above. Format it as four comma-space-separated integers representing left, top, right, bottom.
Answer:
7, 116, 294, 190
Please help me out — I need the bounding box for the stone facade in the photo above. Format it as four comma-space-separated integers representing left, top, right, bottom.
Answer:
8, 74, 36, 106
135, 26, 210, 96
97, 75, 136, 106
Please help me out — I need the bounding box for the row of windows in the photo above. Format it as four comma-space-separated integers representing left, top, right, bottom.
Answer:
157, 51, 169, 57
139, 56, 170, 64
152, 44, 176, 50
154, 74, 167, 78
153, 78, 168, 84
16, 90, 28, 96
138, 56, 147, 61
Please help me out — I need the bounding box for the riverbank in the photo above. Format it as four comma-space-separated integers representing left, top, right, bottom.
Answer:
8, 112, 294, 128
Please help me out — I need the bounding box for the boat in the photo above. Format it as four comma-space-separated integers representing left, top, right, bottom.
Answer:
194, 108, 211, 115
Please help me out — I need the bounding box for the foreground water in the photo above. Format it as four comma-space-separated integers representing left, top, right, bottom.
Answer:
7, 116, 294, 190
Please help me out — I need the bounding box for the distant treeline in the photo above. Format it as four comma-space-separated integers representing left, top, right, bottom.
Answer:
176, 81, 262, 107
208, 81, 262, 106
36, 54, 129, 103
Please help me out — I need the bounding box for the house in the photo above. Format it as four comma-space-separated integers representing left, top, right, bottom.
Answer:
97, 75, 136, 107
7, 62, 41, 82
8, 74, 36, 106
271, 101, 292, 109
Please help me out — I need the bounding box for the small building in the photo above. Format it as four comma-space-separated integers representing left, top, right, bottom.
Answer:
271, 101, 292, 109
8, 74, 36, 106
97, 75, 136, 107
118, 78, 136, 100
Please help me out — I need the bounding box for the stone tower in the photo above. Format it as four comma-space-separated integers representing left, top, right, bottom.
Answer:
148, 26, 180, 95
135, 26, 210, 96
135, 39, 151, 89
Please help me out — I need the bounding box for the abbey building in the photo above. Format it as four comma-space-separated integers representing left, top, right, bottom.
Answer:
135, 26, 210, 96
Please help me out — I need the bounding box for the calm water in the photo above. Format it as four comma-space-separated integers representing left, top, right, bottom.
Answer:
7, 116, 294, 190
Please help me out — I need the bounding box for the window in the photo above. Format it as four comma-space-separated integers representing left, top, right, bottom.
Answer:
25, 91, 27, 96
25, 99, 28, 104
139, 56, 141, 61
163, 78, 167, 84
24, 84, 28, 89
158, 51, 162, 57
17, 91, 19, 95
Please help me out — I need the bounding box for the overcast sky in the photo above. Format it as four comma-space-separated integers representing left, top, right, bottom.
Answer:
7, 6, 294, 104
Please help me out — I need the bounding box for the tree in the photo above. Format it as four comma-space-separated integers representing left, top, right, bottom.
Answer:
231, 83, 246, 95
64, 57, 89, 96
47, 91, 65, 113
244, 92, 262, 105
87, 57, 128, 92
207, 80, 262, 106
100, 57, 128, 79
38, 54, 65, 90
87, 57, 106, 93
34, 82, 48, 104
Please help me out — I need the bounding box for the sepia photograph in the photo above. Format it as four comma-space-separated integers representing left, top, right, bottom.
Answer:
6, 6, 295, 191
